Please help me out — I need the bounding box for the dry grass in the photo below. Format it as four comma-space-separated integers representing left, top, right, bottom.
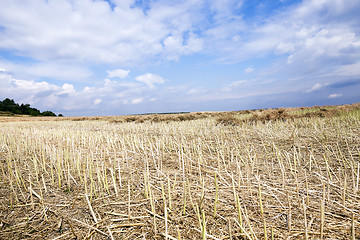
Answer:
0, 104, 360, 239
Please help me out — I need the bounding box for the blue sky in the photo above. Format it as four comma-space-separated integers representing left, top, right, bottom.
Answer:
1, 0, 360, 116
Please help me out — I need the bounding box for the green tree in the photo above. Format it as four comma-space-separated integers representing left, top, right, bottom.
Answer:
0, 98, 57, 116
42, 111, 56, 116
0, 98, 18, 112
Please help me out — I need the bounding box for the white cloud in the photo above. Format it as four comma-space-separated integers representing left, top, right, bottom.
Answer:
286, 28, 360, 67
109, 0, 134, 9
0, 0, 204, 65
210, 0, 243, 18
1, 1, 359, 115
187, 87, 207, 95
163, 33, 204, 60
60, 83, 76, 94
13, 79, 57, 92
244, 67, 254, 74
0, 71, 159, 114
331, 61, 360, 77
0, 0, 359, 69
0, 72, 63, 108
221, 87, 231, 92
131, 98, 143, 104
222, 80, 247, 92
306, 83, 322, 93
135, 73, 165, 89
1, 0, 359, 79
94, 98, 102, 105
0, 72, 12, 88
0, 60, 92, 82
294, 0, 360, 21
107, 69, 130, 79
275, 41, 295, 55
328, 93, 342, 99
203, 0, 360, 71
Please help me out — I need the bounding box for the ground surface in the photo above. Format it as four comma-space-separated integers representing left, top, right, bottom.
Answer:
0, 104, 360, 239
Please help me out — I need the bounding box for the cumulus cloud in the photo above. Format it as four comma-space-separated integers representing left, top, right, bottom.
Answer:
275, 42, 295, 55
135, 73, 165, 89
187, 87, 207, 95
0, 71, 162, 114
163, 33, 204, 60
60, 83, 76, 94
286, 28, 360, 67
244, 67, 254, 74
0, 60, 92, 82
106, 69, 130, 79
1, 0, 359, 79
306, 83, 322, 93
222, 80, 247, 92
203, 0, 360, 71
94, 98, 102, 105
0, 0, 359, 69
13, 79, 54, 92
131, 98, 143, 104
1, 0, 359, 115
328, 93, 342, 98
0, 72, 64, 108
0, 72, 15, 88
0, 0, 204, 65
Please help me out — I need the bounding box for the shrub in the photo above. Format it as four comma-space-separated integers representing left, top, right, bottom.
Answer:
216, 115, 241, 126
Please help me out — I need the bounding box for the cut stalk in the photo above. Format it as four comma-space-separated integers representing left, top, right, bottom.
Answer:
214, 172, 219, 218
302, 197, 308, 240
258, 177, 267, 240
232, 176, 243, 233
161, 182, 168, 240
351, 213, 355, 240
320, 183, 325, 240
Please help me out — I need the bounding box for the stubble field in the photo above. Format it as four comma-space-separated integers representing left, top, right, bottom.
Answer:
0, 104, 360, 239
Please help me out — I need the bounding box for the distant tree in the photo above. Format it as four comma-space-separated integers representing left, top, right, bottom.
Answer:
0, 98, 57, 116
0, 98, 18, 112
29, 109, 41, 116
20, 104, 31, 115
58, 114, 64, 117
42, 111, 56, 116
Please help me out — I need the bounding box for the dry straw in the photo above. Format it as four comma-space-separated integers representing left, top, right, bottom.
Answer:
0, 103, 359, 239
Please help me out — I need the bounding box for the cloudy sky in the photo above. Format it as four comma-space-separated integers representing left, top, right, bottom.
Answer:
1, 0, 360, 116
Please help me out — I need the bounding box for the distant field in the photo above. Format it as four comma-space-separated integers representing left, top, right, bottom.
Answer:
0, 104, 359, 239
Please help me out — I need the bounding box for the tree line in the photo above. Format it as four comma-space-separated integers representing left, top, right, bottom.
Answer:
0, 98, 62, 116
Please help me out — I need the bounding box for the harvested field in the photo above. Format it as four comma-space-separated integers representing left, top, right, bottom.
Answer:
0, 104, 360, 239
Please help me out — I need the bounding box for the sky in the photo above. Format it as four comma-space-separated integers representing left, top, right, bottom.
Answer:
0, 0, 360, 116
